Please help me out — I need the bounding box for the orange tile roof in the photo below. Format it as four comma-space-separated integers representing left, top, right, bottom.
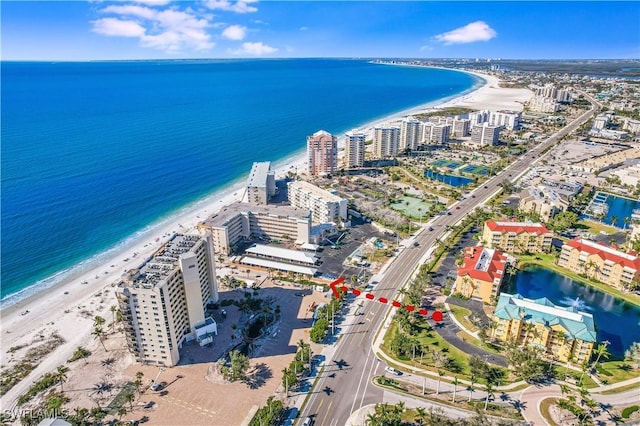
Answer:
485, 220, 551, 235
457, 246, 508, 282
565, 238, 640, 270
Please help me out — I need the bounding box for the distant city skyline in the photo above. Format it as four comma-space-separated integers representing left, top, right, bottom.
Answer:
2, 1, 639, 61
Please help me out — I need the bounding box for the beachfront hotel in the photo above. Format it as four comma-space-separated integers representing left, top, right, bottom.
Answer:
307, 130, 337, 175
197, 202, 312, 254
287, 180, 347, 225
492, 293, 596, 364
372, 125, 400, 158
400, 117, 423, 151
246, 161, 276, 205
116, 233, 219, 366
344, 130, 366, 169
482, 220, 553, 253
558, 238, 640, 289
452, 246, 508, 304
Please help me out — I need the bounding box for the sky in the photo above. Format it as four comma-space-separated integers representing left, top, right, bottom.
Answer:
2, 1, 639, 60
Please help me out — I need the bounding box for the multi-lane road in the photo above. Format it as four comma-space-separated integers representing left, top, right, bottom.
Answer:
298, 95, 600, 425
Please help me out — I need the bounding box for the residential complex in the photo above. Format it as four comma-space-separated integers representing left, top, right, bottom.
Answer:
453, 246, 508, 304
307, 130, 337, 175
471, 123, 501, 146
287, 180, 347, 225
424, 123, 450, 144
482, 220, 553, 253
489, 110, 521, 130
116, 233, 219, 366
344, 130, 366, 169
558, 238, 640, 289
399, 118, 423, 151
373, 125, 400, 158
492, 293, 595, 364
246, 161, 276, 205
197, 202, 311, 254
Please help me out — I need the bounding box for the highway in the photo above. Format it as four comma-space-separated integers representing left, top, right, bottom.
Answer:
297, 95, 600, 426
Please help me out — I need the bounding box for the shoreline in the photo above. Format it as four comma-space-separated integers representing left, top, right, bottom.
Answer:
0, 68, 534, 406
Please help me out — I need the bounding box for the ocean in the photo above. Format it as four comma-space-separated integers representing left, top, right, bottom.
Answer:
1, 59, 479, 303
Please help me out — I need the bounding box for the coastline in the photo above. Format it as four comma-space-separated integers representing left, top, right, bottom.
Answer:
0, 68, 534, 407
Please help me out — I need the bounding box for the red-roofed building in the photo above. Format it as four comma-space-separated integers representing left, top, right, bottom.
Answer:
558, 238, 640, 289
453, 246, 509, 303
482, 220, 553, 253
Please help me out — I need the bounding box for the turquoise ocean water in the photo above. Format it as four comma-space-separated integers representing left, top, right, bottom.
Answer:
1, 59, 479, 303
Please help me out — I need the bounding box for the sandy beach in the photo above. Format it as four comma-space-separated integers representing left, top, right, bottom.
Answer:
0, 68, 533, 409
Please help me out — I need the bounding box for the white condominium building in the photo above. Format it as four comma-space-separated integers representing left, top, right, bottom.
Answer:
471, 123, 501, 146
400, 118, 423, 151
116, 233, 219, 367
288, 180, 347, 225
345, 130, 365, 168
489, 110, 521, 130
452, 117, 471, 137
373, 125, 400, 158
468, 110, 490, 125
246, 161, 276, 205
529, 96, 559, 113
423, 123, 450, 144
198, 202, 311, 254
307, 130, 337, 176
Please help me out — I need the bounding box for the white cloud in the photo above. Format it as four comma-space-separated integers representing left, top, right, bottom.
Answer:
299, 26, 308, 31
434, 21, 497, 45
93, 4, 214, 53
204, 0, 258, 14
92, 18, 146, 37
222, 24, 246, 40
134, 0, 172, 6
232, 41, 277, 56
420, 45, 434, 52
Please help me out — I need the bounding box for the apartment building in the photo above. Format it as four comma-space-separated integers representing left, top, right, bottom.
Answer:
307, 130, 337, 176
471, 123, 501, 146
400, 118, 423, 151
489, 110, 521, 130
518, 188, 569, 222
373, 125, 400, 158
468, 110, 490, 125
424, 123, 450, 144
288, 180, 347, 225
453, 246, 508, 304
529, 96, 559, 113
116, 233, 219, 366
198, 202, 311, 254
452, 117, 471, 137
492, 293, 596, 364
344, 130, 365, 168
558, 238, 640, 289
246, 161, 276, 205
482, 220, 553, 253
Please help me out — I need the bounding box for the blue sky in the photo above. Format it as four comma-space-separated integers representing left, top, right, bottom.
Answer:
2, 1, 639, 60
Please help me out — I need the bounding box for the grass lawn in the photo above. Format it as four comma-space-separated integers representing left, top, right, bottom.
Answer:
517, 254, 640, 306
580, 219, 619, 235
390, 195, 434, 219
596, 360, 640, 384
448, 305, 479, 332
539, 397, 561, 426
455, 331, 502, 355
598, 381, 640, 395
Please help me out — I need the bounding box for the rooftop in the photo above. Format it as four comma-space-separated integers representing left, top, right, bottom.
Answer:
565, 238, 640, 270
199, 202, 310, 229
239, 256, 318, 276
245, 244, 318, 265
457, 246, 507, 282
486, 220, 552, 235
495, 293, 597, 342
288, 180, 345, 203
120, 233, 201, 289
247, 161, 273, 189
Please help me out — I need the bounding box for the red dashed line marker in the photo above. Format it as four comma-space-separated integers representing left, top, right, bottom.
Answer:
329, 277, 443, 322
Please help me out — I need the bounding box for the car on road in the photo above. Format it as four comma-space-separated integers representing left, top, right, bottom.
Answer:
447, 211, 452, 215
385, 366, 402, 376
413, 241, 420, 247
455, 206, 460, 210
302, 417, 314, 426
428, 227, 434, 231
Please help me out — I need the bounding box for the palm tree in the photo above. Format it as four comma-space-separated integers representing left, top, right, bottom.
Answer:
468, 376, 475, 402
124, 391, 135, 409
92, 326, 107, 351
436, 369, 444, 395
592, 340, 611, 372
93, 315, 106, 328
55, 365, 69, 393
484, 382, 495, 410
452, 377, 459, 402
415, 407, 427, 425
117, 407, 127, 421
135, 371, 144, 394
110, 305, 118, 332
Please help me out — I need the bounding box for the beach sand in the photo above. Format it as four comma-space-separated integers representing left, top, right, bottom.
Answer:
0, 68, 533, 409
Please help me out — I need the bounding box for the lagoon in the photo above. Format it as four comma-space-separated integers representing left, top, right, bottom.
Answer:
509, 266, 640, 358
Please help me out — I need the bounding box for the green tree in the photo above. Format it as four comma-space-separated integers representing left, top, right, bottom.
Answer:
92, 326, 107, 351
55, 365, 69, 393
484, 382, 495, 410
591, 340, 610, 371
504, 344, 547, 382
229, 350, 250, 382
624, 341, 640, 369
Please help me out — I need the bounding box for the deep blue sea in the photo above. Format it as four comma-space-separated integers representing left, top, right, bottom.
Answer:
1, 59, 479, 303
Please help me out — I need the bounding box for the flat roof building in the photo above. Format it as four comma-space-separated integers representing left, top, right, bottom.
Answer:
116, 233, 218, 366
198, 202, 311, 254
288, 180, 347, 225
373, 125, 400, 158
246, 162, 276, 205
345, 130, 366, 169
471, 123, 500, 146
